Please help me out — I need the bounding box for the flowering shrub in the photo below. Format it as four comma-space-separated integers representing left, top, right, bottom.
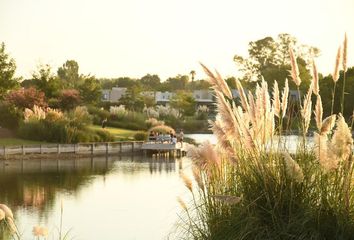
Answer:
195, 105, 209, 120
109, 105, 127, 119
156, 105, 181, 119
58, 89, 81, 110
143, 106, 159, 118
145, 118, 164, 128
19, 106, 113, 143
5, 87, 47, 109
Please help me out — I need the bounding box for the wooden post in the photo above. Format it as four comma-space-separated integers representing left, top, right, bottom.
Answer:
132, 142, 134, 153
3, 146, 6, 157
106, 143, 109, 154
73, 144, 76, 154
40, 144, 43, 154
119, 142, 122, 153
91, 143, 94, 155
58, 144, 61, 154
22, 145, 25, 155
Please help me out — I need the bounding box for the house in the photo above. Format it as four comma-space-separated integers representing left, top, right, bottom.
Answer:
192, 90, 215, 106
155, 91, 175, 106
289, 90, 300, 102
101, 87, 127, 102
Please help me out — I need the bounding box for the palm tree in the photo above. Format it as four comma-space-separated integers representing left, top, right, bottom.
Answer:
190, 70, 196, 82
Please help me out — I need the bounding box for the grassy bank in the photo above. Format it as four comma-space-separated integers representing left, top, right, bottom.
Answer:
89, 125, 141, 141
0, 138, 45, 146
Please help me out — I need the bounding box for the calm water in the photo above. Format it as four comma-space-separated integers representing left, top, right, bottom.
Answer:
186, 134, 315, 152
0, 156, 192, 240
1, 134, 314, 240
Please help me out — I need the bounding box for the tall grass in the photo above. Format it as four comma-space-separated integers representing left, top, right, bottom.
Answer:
179, 35, 354, 240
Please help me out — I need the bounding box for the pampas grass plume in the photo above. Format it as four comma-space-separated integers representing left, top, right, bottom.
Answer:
272, 80, 281, 118
314, 95, 323, 130
330, 114, 353, 161
180, 172, 193, 192
343, 33, 348, 72
0, 204, 14, 219
333, 46, 342, 83
320, 115, 337, 135
281, 78, 289, 118
201, 63, 233, 99
283, 152, 304, 183
312, 60, 319, 95
0, 209, 5, 221
177, 197, 188, 211
289, 47, 301, 86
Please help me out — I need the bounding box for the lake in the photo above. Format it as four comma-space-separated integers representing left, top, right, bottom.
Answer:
0, 133, 315, 240
0, 156, 192, 240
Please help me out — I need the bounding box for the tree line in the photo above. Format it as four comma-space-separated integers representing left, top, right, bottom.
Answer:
0, 33, 353, 118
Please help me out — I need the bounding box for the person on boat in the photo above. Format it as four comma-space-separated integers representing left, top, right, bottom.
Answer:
172, 135, 177, 145
149, 131, 156, 142
179, 129, 184, 147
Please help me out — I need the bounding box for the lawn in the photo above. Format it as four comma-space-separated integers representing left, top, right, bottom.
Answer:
0, 138, 46, 146
0, 126, 142, 146
89, 125, 142, 141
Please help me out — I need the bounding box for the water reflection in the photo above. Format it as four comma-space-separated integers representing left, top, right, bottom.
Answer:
0, 155, 186, 240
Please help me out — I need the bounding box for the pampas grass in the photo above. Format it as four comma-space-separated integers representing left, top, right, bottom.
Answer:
289, 47, 301, 86
331, 46, 342, 115
341, 33, 348, 114
178, 39, 354, 240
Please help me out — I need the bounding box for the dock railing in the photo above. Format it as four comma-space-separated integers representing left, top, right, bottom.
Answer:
0, 141, 144, 158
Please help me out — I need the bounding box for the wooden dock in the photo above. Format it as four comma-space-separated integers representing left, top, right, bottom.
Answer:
141, 142, 186, 157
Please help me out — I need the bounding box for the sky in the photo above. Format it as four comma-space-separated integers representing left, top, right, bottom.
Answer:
0, 0, 353, 81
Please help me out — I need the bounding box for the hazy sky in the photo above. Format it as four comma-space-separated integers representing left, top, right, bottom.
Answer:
0, 0, 353, 80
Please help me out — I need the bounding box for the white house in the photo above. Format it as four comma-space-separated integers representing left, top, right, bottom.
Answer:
101, 87, 127, 102
192, 90, 215, 106
155, 91, 175, 105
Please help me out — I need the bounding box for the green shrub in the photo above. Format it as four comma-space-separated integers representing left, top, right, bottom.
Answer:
0, 103, 23, 130
18, 120, 46, 141
87, 105, 110, 125
134, 131, 147, 141
182, 119, 209, 133
94, 129, 115, 142
107, 110, 147, 130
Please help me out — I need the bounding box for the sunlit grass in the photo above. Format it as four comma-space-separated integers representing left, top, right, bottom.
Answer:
89, 125, 142, 141
0, 138, 46, 146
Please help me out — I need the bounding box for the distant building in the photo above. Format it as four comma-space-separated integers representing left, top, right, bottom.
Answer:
193, 90, 215, 106
231, 89, 240, 99
101, 87, 127, 102
155, 91, 175, 105
289, 90, 300, 102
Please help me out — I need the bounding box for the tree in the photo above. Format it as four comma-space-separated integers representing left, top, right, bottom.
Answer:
57, 60, 81, 88
187, 79, 211, 90
140, 74, 160, 90
0, 42, 18, 99
31, 64, 62, 98
5, 87, 47, 109
119, 85, 145, 111
319, 67, 354, 117
234, 33, 319, 91
162, 75, 189, 91
169, 91, 196, 116
79, 76, 102, 105
190, 70, 196, 82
